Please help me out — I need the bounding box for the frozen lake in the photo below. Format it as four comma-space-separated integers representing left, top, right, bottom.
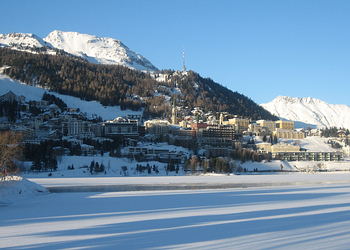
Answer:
3, 176, 350, 249
29, 173, 350, 192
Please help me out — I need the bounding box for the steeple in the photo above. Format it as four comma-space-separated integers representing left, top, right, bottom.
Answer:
171, 98, 177, 125
219, 113, 224, 125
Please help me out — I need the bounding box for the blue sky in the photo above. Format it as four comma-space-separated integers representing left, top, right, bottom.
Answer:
1, 0, 350, 104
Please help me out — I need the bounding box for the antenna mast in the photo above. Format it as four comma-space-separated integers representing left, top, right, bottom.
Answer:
182, 51, 186, 72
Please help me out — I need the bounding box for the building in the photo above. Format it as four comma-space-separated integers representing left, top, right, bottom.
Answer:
275, 120, 294, 130
273, 151, 343, 161
191, 122, 208, 131
0, 91, 25, 103
196, 125, 240, 148
256, 142, 300, 153
179, 120, 191, 129
103, 117, 138, 138
223, 117, 250, 132
256, 120, 276, 132
62, 118, 92, 137
271, 143, 300, 153
144, 119, 170, 136
126, 114, 142, 123
199, 125, 237, 139
122, 146, 186, 163
273, 128, 305, 139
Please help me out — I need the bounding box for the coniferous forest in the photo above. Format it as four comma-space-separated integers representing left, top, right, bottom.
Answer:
0, 47, 277, 120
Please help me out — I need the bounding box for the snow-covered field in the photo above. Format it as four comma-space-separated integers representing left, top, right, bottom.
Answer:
3, 178, 350, 249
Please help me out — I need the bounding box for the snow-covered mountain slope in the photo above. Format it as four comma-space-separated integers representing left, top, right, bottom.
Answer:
0, 74, 142, 120
261, 96, 350, 129
0, 30, 157, 71
0, 33, 55, 54
44, 30, 158, 71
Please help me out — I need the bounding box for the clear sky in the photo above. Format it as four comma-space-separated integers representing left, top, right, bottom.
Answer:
1, 0, 350, 104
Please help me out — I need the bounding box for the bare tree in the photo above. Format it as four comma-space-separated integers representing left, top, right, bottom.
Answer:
0, 131, 22, 177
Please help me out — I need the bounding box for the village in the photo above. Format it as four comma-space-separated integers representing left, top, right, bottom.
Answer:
1, 90, 349, 175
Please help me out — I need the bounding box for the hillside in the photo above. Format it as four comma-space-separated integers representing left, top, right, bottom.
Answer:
0, 47, 276, 120
0, 74, 141, 120
262, 96, 350, 129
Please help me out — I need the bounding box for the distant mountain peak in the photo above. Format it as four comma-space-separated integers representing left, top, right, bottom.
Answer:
262, 96, 350, 129
44, 30, 158, 71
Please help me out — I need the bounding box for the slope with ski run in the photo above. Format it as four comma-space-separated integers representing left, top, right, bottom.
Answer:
261, 96, 350, 129
0, 74, 141, 120
3, 176, 350, 249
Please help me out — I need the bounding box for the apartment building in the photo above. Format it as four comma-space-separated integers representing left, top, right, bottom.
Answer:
256, 120, 276, 132
275, 120, 294, 130
273, 128, 305, 139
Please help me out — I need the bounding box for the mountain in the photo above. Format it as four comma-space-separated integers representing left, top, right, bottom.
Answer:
0, 33, 55, 54
0, 47, 276, 120
44, 30, 158, 71
0, 30, 158, 71
261, 96, 350, 129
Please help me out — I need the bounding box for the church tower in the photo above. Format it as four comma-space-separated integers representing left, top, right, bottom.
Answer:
171, 98, 177, 125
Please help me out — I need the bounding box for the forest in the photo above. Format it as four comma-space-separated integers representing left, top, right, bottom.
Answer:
0, 47, 277, 120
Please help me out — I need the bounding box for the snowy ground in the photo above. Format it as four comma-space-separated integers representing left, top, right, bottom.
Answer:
23, 155, 184, 178
292, 159, 350, 172
2, 180, 350, 249
0, 74, 142, 120
281, 136, 336, 152
0, 176, 47, 205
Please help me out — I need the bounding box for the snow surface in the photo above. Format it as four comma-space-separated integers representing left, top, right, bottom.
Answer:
3, 180, 350, 249
44, 30, 158, 71
23, 155, 183, 178
291, 160, 350, 172
0, 74, 142, 120
281, 136, 337, 152
28, 173, 350, 189
261, 96, 350, 129
0, 176, 47, 205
